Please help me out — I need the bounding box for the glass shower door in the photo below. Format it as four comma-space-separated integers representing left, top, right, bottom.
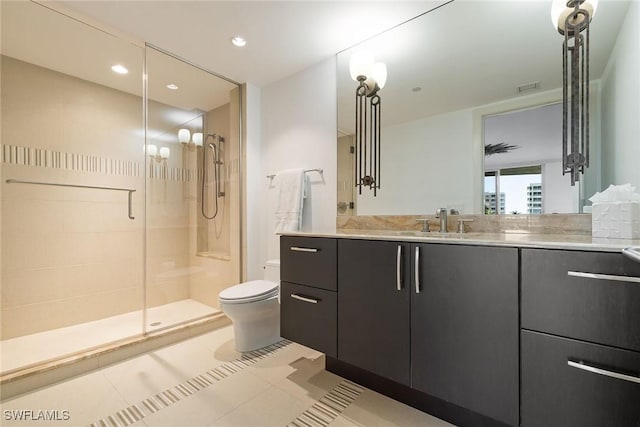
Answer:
144, 46, 241, 333
0, 1, 145, 374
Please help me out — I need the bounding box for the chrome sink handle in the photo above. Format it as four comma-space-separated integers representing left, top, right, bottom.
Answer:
416, 218, 430, 232
622, 247, 640, 264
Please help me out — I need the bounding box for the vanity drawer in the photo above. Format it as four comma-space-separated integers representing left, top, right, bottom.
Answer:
280, 281, 337, 357
280, 236, 337, 291
521, 248, 640, 352
521, 330, 640, 427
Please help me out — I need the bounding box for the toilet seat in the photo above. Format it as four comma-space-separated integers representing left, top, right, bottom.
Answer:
219, 280, 279, 304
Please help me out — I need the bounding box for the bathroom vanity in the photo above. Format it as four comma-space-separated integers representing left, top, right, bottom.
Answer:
279, 232, 640, 427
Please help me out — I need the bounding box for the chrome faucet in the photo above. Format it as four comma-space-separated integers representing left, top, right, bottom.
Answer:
435, 208, 448, 233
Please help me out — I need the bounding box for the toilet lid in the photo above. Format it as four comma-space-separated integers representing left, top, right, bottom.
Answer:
219, 280, 279, 303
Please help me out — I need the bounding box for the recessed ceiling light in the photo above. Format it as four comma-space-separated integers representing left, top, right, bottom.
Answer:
166, 84, 179, 90
412, 87, 422, 92
231, 36, 247, 47
111, 64, 128, 75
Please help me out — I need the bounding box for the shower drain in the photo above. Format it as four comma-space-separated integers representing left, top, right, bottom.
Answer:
149, 322, 162, 327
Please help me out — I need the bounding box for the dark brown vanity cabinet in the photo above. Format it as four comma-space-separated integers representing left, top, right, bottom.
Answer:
338, 240, 519, 426
411, 244, 519, 426
337, 239, 411, 386
280, 236, 337, 357
521, 249, 640, 426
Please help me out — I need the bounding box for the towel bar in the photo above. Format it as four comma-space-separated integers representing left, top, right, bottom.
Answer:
266, 168, 323, 179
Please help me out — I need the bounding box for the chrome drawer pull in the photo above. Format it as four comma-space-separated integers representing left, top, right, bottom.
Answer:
290, 247, 318, 253
290, 294, 319, 304
396, 245, 403, 291
622, 247, 640, 264
568, 360, 640, 384
567, 271, 640, 284
415, 246, 420, 294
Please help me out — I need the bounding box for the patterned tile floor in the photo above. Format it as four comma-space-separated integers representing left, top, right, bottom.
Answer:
0, 325, 453, 426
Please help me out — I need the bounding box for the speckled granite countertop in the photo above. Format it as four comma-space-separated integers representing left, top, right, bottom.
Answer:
281, 230, 640, 253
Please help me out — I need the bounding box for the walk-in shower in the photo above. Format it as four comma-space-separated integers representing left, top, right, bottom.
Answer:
0, 1, 242, 381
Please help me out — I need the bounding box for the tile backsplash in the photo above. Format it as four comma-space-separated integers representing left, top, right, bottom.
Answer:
337, 213, 592, 235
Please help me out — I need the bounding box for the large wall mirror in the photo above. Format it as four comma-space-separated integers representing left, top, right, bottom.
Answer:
337, 0, 638, 216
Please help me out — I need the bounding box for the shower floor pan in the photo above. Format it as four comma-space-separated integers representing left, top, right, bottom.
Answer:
0, 299, 220, 375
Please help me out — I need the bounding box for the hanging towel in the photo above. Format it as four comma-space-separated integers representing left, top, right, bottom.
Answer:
273, 168, 305, 233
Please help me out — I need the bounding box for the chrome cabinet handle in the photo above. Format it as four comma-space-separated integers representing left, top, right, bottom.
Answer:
290, 247, 318, 253
396, 245, 402, 291
622, 247, 640, 264
568, 360, 640, 384
290, 294, 319, 304
415, 246, 420, 294
567, 271, 640, 284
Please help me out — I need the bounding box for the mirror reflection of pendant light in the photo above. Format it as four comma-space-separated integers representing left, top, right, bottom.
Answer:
192, 132, 203, 147
551, 0, 597, 186
178, 128, 191, 144
350, 51, 387, 196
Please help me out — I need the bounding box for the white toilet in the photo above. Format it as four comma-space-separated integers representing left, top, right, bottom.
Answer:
219, 259, 281, 352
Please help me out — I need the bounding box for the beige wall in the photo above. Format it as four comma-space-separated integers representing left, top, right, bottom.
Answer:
1, 55, 241, 340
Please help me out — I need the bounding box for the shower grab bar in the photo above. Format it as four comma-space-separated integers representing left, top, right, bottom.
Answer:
266, 168, 323, 179
5, 179, 136, 220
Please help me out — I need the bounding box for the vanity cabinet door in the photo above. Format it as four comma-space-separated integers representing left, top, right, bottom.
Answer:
411, 244, 519, 426
337, 239, 411, 386
522, 330, 640, 427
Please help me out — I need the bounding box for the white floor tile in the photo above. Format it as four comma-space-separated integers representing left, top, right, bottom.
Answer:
210, 385, 308, 427
0, 371, 128, 427
142, 371, 272, 427
340, 388, 455, 427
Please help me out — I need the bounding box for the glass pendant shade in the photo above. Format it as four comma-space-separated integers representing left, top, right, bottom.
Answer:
147, 144, 157, 157
159, 147, 170, 159
551, 0, 598, 32
349, 51, 374, 81
371, 62, 388, 89
192, 132, 203, 146
178, 128, 191, 144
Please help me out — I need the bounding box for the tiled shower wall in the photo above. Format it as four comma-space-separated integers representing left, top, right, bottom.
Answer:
1, 56, 240, 340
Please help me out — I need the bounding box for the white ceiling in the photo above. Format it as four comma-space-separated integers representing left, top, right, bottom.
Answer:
336, 0, 632, 132
51, 0, 449, 87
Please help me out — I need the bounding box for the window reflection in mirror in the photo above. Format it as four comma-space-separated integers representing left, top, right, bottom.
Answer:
484, 167, 542, 215
483, 103, 579, 214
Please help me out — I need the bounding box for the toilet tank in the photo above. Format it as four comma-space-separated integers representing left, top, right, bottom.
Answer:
264, 259, 280, 283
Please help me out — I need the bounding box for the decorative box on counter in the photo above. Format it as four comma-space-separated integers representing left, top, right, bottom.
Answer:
592, 201, 640, 239
590, 184, 640, 240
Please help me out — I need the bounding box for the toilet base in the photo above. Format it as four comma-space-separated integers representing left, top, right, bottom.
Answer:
221, 296, 281, 352
232, 314, 281, 352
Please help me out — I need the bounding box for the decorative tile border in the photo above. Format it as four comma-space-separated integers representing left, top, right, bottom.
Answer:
2, 144, 210, 183
148, 164, 195, 182
2, 144, 140, 177
87, 340, 292, 427
287, 380, 365, 427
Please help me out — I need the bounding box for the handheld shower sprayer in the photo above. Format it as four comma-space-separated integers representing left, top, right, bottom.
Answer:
202, 133, 225, 219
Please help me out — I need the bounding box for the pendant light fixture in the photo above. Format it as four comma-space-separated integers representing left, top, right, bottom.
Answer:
350, 51, 387, 196
551, 0, 597, 185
